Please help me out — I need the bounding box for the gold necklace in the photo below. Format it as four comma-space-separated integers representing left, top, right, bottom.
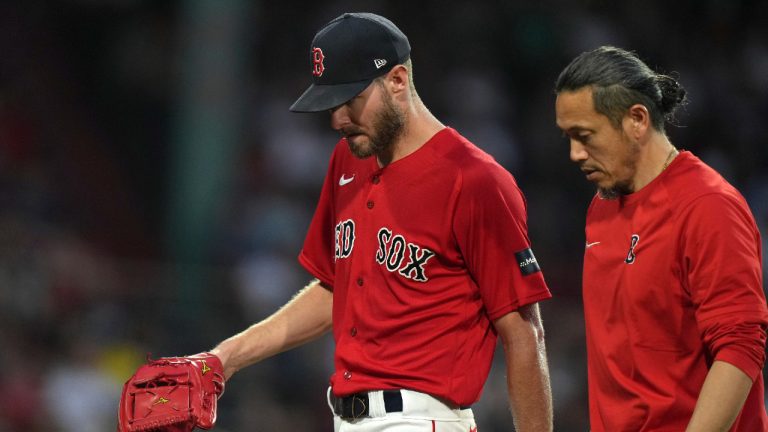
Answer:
662, 147, 679, 171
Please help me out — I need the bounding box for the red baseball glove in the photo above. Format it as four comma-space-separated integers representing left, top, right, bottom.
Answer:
118, 352, 225, 432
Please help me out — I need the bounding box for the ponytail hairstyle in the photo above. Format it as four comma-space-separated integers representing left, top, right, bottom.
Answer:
555, 46, 687, 133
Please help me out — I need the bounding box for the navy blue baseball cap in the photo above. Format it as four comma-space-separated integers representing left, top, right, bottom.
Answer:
289, 12, 411, 113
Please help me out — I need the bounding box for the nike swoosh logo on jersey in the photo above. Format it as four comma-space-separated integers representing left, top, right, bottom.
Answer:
339, 174, 355, 186
585, 241, 601, 249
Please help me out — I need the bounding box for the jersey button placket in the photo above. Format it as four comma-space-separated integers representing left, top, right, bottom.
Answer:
366, 171, 380, 209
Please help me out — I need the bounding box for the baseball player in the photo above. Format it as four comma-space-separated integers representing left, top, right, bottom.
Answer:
555, 46, 768, 431
209, 12, 553, 432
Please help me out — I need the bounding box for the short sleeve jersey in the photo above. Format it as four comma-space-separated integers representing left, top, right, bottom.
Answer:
583, 151, 768, 431
299, 127, 551, 406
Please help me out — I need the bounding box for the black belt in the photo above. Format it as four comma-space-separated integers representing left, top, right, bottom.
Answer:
330, 390, 403, 419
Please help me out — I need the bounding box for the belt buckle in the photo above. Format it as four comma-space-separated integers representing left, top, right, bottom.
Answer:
351, 394, 367, 419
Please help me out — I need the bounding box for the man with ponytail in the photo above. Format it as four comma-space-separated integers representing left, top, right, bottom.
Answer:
555, 46, 768, 431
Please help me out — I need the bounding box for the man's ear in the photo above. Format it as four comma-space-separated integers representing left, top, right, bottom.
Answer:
624, 103, 651, 139
385, 64, 409, 96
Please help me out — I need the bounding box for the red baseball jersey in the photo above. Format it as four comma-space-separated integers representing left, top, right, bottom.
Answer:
299, 127, 551, 406
583, 151, 768, 431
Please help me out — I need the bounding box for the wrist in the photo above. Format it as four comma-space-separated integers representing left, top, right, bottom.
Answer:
210, 340, 240, 380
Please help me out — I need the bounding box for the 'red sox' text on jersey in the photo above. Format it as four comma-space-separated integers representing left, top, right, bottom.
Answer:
299, 127, 552, 407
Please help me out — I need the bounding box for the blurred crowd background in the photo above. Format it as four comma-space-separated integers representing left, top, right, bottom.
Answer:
0, 0, 766, 430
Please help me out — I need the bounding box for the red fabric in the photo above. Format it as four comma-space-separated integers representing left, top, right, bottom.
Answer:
582, 151, 768, 431
299, 128, 551, 406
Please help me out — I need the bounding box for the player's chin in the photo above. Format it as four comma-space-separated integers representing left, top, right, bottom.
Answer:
347, 137, 373, 158
597, 186, 620, 200
597, 179, 633, 200
592, 175, 616, 197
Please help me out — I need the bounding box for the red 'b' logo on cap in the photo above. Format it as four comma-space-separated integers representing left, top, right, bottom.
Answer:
312, 47, 325, 77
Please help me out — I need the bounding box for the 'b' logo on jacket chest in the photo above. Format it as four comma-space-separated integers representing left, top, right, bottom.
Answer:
375, 227, 435, 282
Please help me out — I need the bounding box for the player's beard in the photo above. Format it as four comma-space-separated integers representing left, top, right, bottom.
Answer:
598, 182, 632, 200
596, 138, 641, 200
346, 90, 406, 160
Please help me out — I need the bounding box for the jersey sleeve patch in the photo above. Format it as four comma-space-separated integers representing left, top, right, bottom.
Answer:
514, 248, 541, 276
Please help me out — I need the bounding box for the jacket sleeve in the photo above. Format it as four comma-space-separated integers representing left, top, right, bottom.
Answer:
681, 193, 768, 380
